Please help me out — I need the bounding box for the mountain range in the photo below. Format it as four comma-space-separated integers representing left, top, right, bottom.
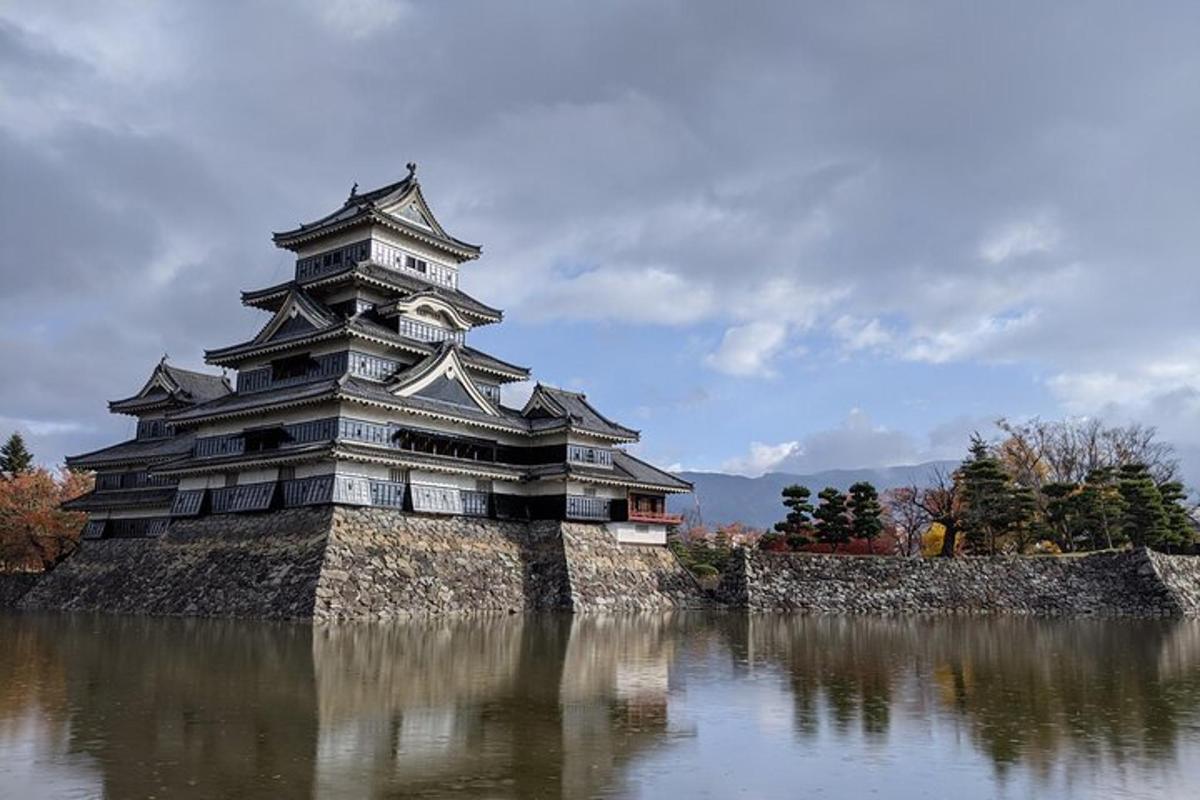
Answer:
667, 461, 957, 530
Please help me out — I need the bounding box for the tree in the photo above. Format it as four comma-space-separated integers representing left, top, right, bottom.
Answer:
1154, 481, 1193, 553
814, 487, 851, 553
1117, 463, 1171, 548
893, 466, 964, 557
959, 435, 1034, 554
848, 481, 884, 554
995, 417, 1179, 486
1077, 467, 1126, 550
0, 467, 92, 571
0, 433, 34, 477
774, 484, 815, 550
885, 487, 926, 557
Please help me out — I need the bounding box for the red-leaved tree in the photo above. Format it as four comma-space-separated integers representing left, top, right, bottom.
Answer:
0, 468, 92, 572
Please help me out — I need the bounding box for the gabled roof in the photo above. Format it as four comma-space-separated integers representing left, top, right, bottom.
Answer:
241, 263, 502, 323
389, 344, 501, 417
250, 287, 338, 345
108, 359, 232, 415
271, 168, 481, 261
520, 385, 639, 442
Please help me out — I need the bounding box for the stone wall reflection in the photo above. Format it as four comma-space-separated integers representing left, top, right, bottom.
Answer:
737, 616, 1200, 778
310, 613, 685, 798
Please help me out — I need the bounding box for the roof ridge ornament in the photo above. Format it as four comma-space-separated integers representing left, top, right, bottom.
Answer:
406, 161, 417, 181
348, 181, 358, 202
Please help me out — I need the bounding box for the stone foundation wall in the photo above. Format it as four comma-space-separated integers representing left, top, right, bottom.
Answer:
719, 548, 1200, 617
4, 509, 705, 619
17, 508, 333, 618
559, 523, 710, 612
0, 573, 40, 607
313, 509, 571, 620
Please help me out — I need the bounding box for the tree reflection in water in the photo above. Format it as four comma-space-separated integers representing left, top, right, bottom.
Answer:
0, 613, 1198, 798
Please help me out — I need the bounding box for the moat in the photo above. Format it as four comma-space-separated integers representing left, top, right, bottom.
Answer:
2, 614, 1200, 799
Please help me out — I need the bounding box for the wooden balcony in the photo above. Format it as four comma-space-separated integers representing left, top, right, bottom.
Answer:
626, 493, 682, 525
627, 508, 684, 525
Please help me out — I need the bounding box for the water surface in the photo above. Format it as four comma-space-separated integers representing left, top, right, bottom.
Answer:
1, 613, 1199, 799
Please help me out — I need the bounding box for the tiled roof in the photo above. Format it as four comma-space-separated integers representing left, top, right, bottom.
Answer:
241, 264, 502, 322
205, 314, 528, 380
167, 378, 341, 424
162, 364, 234, 403
522, 385, 639, 441
529, 450, 692, 493
109, 361, 232, 413
66, 434, 196, 469
340, 376, 528, 433
271, 176, 481, 258
61, 487, 178, 512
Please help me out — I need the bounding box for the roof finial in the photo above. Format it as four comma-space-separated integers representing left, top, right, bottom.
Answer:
406, 161, 418, 181
348, 181, 358, 199
160, 352, 169, 365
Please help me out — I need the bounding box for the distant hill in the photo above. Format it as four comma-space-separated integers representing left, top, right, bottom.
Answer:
667, 461, 957, 530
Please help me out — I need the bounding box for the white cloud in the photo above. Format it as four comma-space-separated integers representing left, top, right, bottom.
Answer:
312, 0, 408, 38
721, 440, 801, 476
833, 316, 893, 352
979, 213, 1060, 264
516, 267, 715, 325
704, 321, 788, 377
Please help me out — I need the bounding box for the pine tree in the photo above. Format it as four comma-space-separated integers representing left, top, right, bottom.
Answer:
774, 484, 815, 549
1156, 481, 1193, 552
959, 435, 1034, 554
1117, 463, 1171, 548
814, 487, 851, 553
1079, 467, 1126, 549
847, 481, 884, 553
0, 433, 34, 477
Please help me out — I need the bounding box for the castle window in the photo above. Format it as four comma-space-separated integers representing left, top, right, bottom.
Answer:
271, 353, 317, 381
405, 255, 428, 274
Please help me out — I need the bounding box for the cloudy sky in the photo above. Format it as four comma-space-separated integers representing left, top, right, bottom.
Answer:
2, 1, 1199, 482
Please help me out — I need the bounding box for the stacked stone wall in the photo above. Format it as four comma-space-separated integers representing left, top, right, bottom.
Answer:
720, 548, 1199, 617
559, 523, 710, 612
312, 508, 570, 620
17, 508, 332, 618
0, 573, 40, 608
4, 510, 705, 619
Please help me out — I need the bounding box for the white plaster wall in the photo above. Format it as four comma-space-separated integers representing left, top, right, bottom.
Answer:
567, 481, 625, 499
606, 522, 667, 546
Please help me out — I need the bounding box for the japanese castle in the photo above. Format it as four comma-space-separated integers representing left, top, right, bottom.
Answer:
65, 166, 690, 544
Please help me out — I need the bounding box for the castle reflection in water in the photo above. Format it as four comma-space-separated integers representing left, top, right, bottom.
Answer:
3, 614, 1200, 799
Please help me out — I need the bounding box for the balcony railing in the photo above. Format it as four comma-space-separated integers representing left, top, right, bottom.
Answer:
461, 489, 490, 517
627, 508, 684, 525
566, 495, 612, 521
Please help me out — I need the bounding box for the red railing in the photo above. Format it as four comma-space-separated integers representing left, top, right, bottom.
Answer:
627, 508, 684, 525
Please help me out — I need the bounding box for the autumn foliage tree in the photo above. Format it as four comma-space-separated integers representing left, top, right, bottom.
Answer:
0, 462, 92, 573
